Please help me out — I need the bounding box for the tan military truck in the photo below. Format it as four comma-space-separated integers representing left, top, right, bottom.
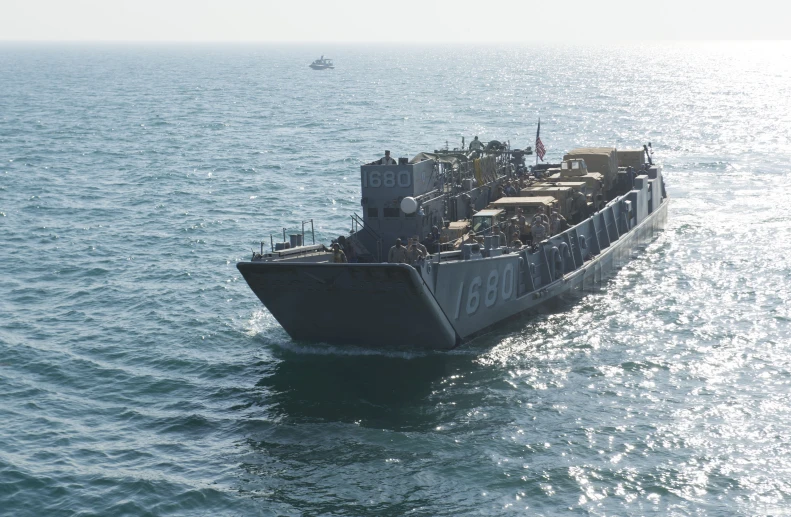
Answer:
442, 220, 471, 248
617, 149, 645, 169
487, 196, 558, 220
519, 186, 578, 220
563, 148, 617, 192
544, 159, 604, 202
539, 180, 588, 195
486, 196, 557, 240
467, 198, 557, 244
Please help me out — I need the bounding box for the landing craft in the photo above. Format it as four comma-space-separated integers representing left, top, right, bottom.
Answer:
237, 139, 668, 349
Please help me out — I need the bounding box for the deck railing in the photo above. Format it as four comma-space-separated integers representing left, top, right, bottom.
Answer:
351, 213, 382, 262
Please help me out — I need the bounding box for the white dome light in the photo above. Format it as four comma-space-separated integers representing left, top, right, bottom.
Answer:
400, 196, 418, 214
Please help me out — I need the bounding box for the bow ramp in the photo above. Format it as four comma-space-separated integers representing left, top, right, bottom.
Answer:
236, 262, 459, 349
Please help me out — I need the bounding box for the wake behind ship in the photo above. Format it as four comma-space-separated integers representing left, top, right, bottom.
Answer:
237, 139, 668, 349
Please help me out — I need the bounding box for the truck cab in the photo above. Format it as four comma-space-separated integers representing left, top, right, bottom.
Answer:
544, 159, 604, 207
471, 209, 504, 235
562, 158, 588, 175
520, 186, 577, 220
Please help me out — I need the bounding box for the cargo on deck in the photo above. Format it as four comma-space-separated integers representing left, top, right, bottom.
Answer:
563, 147, 618, 191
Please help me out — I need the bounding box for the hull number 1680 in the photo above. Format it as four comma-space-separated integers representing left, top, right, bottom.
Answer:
362, 170, 411, 188
453, 264, 514, 320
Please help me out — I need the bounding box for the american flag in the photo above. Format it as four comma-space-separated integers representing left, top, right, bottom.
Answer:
535, 118, 546, 161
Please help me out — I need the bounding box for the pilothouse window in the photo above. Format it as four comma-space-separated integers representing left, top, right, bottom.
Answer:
367, 207, 379, 218
383, 207, 400, 218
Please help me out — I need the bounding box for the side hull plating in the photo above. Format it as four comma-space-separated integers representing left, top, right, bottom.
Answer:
431, 198, 668, 342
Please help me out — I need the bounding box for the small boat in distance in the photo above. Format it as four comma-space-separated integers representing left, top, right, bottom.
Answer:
309, 55, 334, 70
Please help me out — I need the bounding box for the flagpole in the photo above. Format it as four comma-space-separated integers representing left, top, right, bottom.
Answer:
535, 118, 540, 166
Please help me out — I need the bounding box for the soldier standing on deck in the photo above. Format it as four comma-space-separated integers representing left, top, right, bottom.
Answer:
516, 208, 529, 241
505, 217, 519, 243
532, 213, 548, 243
406, 237, 428, 264
370, 150, 396, 165
331, 243, 348, 263
510, 232, 523, 249
388, 238, 408, 263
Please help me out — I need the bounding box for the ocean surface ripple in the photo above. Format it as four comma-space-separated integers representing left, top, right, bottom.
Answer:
1, 42, 790, 516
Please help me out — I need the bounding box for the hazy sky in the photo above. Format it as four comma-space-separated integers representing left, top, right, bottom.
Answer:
2, 0, 789, 42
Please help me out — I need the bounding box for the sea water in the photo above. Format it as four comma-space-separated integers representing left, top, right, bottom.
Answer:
1, 42, 791, 516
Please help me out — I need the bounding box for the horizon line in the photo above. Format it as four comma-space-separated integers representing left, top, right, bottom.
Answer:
2, 39, 790, 44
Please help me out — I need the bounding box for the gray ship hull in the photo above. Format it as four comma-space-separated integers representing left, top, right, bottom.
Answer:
237, 193, 668, 350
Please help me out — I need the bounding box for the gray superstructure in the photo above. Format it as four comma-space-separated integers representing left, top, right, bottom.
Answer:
237, 140, 668, 349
